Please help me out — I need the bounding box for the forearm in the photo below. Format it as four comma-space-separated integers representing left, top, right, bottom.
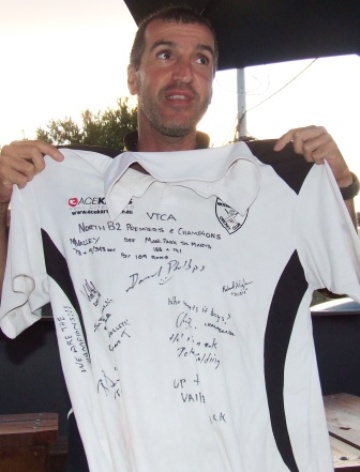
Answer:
0, 202, 9, 300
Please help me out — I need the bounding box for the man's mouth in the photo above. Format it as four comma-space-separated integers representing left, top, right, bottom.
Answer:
165, 93, 194, 109
168, 94, 189, 101
164, 86, 195, 104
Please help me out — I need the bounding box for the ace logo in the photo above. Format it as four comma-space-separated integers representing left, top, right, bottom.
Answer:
68, 197, 79, 207
68, 196, 107, 208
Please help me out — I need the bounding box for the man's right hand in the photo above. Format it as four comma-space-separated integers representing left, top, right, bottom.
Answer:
0, 140, 64, 204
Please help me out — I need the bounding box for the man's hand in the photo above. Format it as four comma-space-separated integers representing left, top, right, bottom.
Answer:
0, 140, 64, 204
274, 125, 353, 188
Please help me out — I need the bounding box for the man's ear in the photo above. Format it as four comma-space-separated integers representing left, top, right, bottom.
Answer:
127, 64, 138, 95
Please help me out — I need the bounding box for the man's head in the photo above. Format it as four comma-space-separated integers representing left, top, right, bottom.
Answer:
130, 6, 219, 74
127, 6, 218, 145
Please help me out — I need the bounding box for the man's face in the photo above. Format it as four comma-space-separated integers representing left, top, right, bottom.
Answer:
128, 19, 215, 138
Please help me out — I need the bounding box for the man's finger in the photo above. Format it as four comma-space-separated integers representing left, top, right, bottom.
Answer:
11, 140, 64, 162
273, 129, 295, 151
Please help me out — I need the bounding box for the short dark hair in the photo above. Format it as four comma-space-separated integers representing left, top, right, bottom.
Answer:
129, 5, 219, 74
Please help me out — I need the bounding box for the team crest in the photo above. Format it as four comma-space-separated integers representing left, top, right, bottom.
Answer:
215, 198, 248, 234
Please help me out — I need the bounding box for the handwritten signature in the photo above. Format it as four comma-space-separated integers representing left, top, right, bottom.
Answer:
126, 259, 205, 292
222, 278, 253, 296
97, 369, 121, 400
82, 279, 101, 306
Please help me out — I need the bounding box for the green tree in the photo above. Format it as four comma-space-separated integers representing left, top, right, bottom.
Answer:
36, 98, 137, 150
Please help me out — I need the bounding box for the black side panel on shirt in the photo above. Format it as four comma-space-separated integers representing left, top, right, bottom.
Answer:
264, 251, 308, 472
247, 139, 313, 194
41, 229, 88, 351
249, 139, 313, 469
41, 229, 91, 471
67, 412, 90, 472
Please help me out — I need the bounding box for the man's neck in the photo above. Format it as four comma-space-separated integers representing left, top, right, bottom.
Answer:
137, 127, 198, 152
124, 130, 210, 153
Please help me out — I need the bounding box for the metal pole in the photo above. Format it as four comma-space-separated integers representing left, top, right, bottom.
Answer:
237, 68, 247, 138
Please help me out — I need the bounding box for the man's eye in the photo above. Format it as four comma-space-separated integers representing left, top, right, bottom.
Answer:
157, 51, 171, 60
196, 56, 210, 66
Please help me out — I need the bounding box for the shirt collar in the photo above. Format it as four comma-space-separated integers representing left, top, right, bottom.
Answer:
104, 141, 261, 221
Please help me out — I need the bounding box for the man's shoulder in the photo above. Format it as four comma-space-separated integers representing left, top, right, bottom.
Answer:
58, 144, 123, 158
247, 139, 313, 195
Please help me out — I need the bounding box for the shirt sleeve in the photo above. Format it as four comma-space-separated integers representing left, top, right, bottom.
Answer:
295, 162, 360, 300
0, 184, 49, 338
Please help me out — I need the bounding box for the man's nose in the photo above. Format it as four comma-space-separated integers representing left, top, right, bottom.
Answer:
172, 58, 194, 83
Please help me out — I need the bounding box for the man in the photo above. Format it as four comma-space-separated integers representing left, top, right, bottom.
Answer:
0, 6, 360, 472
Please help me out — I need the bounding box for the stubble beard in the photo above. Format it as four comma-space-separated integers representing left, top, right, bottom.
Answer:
137, 80, 210, 138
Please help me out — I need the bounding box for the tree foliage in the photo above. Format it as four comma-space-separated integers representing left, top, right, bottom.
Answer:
36, 98, 137, 150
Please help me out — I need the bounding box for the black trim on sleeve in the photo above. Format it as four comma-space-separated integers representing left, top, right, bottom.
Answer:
340, 172, 360, 200
247, 139, 313, 195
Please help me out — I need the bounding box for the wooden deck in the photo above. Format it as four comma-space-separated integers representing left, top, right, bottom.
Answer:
0, 412, 59, 471
0, 394, 359, 471
324, 393, 360, 471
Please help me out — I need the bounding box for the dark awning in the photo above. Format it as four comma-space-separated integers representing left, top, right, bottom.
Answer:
123, 0, 360, 70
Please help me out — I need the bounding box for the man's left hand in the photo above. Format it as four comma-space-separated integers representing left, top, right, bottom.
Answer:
274, 125, 353, 188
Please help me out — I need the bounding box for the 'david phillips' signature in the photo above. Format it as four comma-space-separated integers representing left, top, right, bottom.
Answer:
126, 259, 205, 292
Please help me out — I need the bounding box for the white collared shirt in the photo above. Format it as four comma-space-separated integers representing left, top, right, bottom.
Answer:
1, 143, 360, 472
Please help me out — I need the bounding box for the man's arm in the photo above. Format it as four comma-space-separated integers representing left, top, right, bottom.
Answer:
0, 141, 63, 299
275, 125, 358, 228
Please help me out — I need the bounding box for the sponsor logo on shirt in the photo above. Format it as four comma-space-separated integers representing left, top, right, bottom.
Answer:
68, 196, 106, 207
67, 196, 133, 216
